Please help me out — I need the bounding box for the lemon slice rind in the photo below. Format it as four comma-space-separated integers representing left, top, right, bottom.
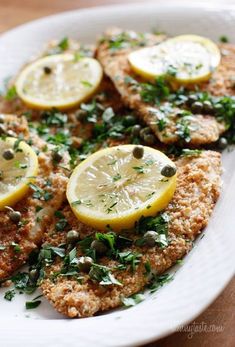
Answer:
15, 54, 103, 110
0, 137, 38, 210
128, 34, 221, 84
66, 145, 177, 231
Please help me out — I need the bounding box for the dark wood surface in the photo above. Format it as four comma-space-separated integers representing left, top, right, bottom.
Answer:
0, 1, 234, 346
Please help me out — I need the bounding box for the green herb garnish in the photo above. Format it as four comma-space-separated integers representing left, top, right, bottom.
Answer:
4, 289, 16, 301
5, 86, 17, 100
25, 300, 41, 310
58, 37, 69, 51
89, 263, 122, 286
121, 293, 145, 307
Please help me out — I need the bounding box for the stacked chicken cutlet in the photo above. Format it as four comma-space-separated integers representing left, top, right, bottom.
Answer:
1, 29, 234, 317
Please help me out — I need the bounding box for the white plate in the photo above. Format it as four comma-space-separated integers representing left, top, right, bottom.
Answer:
0, 2, 235, 346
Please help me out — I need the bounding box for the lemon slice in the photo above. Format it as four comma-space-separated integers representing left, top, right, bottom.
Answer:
0, 137, 38, 210
15, 54, 103, 110
67, 145, 177, 231
128, 35, 221, 84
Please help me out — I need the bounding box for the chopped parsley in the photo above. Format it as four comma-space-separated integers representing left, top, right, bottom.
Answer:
42, 109, 67, 127
157, 118, 167, 131
58, 37, 69, 51
4, 289, 16, 301
28, 183, 53, 201
11, 272, 36, 294
135, 213, 169, 248
54, 211, 68, 232
25, 300, 41, 310
81, 80, 93, 88
148, 273, 173, 293
121, 293, 145, 307
166, 65, 177, 77
181, 149, 202, 157
11, 242, 21, 253
132, 166, 145, 174
89, 263, 122, 286
4, 85, 17, 100
118, 251, 142, 272
112, 173, 122, 182
96, 232, 116, 251
175, 118, 191, 142
140, 77, 170, 104
106, 31, 146, 51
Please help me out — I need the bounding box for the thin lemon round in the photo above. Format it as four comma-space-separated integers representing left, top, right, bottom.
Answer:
15, 54, 103, 110
0, 137, 38, 210
128, 34, 221, 84
67, 145, 177, 231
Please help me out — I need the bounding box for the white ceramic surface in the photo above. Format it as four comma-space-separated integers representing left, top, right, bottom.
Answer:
0, 2, 235, 346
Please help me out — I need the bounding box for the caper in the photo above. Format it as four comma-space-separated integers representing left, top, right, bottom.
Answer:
202, 100, 214, 114
123, 115, 136, 126
140, 127, 151, 139
77, 256, 94, 273
0, 114, 5, 123
2, 148, 14, 160
43, 66, 52, 74
131, 124, 142, 137
29, 268, 39, 282
143, 230, 158, 247
186, 94, 198, 106
143, 134, 155, 145
76, 109, 87, 122
9, 210, 21, 224
161, 164, 176, 177
0, 124, 6, 135
218, 137, 228, 150
214, 103, 223, 113
191, 101, 203, 114
52, 151, 63, 163
91, 240, 107, 255
132, 146, 144, 159
66, 230, 80, 244
0, 170, 3, 180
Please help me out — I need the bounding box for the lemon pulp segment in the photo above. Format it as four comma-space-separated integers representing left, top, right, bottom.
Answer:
15, 54, 103, 110
128, 34, 221, 84
67, 145, 177, 231
0, 137, 38, 210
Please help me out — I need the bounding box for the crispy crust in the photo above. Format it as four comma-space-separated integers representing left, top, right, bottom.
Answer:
40, 150, 221, 317
0, 115, 69, 280
0, 113, 29, 138
166, 151, 221, 239
0, 74, 126, 281
96, 28, 229, 145
201, 43, 235, 96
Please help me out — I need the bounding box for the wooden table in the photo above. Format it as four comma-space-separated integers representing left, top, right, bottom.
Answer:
0, 1, 234, 346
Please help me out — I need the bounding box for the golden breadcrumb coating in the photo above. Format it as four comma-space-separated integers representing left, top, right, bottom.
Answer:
40, 150, 221, 317
96, 28, 230, 145
0, 115, 70, 280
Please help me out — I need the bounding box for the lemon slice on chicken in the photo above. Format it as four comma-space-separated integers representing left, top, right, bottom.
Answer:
15, 54, 103, 110
128, 35, 221, 84
67, 145, 177, 231
0, 137, 38, 210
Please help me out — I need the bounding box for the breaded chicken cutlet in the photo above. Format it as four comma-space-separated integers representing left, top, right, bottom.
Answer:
0, 38, 95, 117
0, 78, 132, 282
0, 114, 70, 280
0, 31, 226, 320
96, 28, 235, 145
39, 150, 221, 317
